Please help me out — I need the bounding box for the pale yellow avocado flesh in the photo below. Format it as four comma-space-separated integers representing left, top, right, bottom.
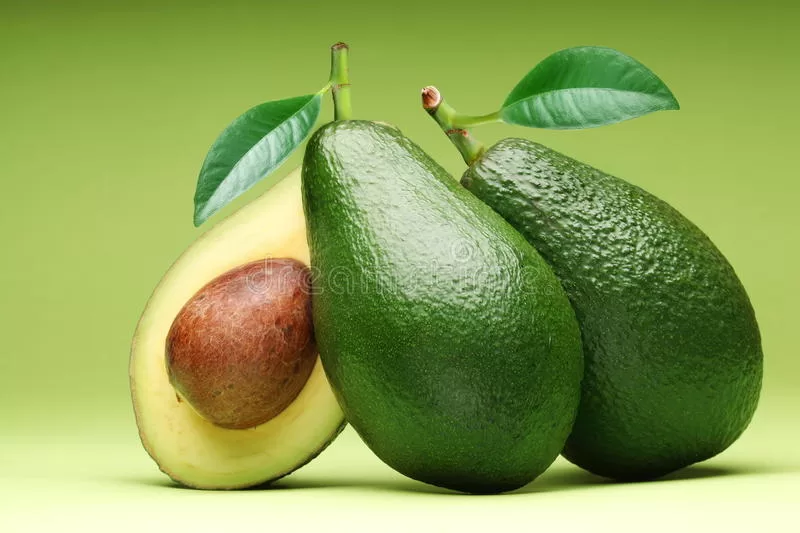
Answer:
130, 169, 345, 489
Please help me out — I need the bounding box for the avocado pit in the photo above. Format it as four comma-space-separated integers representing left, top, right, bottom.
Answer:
166, 258, 317, 430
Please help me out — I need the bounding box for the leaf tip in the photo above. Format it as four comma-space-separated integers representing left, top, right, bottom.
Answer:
192, 203, 208, 227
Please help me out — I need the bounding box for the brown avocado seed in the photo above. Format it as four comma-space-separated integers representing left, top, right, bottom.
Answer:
166, 258, 317, 430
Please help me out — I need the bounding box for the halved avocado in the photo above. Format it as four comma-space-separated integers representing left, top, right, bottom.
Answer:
130, 169, 345, 489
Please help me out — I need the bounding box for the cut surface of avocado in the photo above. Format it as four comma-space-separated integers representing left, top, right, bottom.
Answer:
130, 169, 345, 489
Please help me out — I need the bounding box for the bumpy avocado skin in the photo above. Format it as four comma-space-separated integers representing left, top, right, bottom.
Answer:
302, 121, 583, 494
461, 138, 763, 480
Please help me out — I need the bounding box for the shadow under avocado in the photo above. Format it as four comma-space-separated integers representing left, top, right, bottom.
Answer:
273, 462, 773, 496
513, 461, 790, 495
271, 473, 458, 495
126, 461, 793, 496
123, 470, 457, 495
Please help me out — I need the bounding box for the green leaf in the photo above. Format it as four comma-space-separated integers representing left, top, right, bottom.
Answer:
193, 93, 322, 226
501, 46, 679, 129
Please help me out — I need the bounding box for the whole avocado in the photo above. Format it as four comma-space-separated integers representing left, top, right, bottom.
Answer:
302, 121, 583, 493
461, 138, 763, 481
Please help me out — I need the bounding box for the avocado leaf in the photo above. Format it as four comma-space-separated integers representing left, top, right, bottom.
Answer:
501, 46, 679, 130
193, 94, 321, 226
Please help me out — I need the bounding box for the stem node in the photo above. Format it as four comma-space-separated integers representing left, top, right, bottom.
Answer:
421, 86, 442, 113
330, 43, 352, 120
421, 86, 485, 165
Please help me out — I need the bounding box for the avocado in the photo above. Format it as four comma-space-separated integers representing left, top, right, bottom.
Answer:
461, 138, 763, 480
301, 121, 583, 494
130, 169, 345, 489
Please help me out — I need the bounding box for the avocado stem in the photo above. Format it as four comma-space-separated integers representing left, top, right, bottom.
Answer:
421, 86, 486, 165
330, 42, 353, 121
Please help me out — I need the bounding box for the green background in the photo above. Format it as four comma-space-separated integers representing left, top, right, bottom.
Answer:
1, 0, 798, 530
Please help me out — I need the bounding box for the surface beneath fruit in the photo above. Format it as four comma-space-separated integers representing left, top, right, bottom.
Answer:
2, 393, 798, 533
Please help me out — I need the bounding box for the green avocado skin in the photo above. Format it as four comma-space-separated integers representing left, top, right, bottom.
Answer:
302, 122, 583, 494
461, 138, 763, 480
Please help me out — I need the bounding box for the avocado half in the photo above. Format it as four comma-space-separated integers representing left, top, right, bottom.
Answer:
130, 169, 345, 489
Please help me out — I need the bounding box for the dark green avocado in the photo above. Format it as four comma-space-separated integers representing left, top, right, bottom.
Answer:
461, 138, 763, 481
301, 121, 583, 494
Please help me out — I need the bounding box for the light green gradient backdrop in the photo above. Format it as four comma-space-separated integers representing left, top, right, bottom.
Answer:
1, 1, 798, 530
